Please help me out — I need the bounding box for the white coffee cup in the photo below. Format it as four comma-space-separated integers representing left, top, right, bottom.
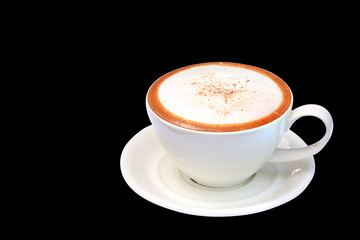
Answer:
146, 63, 333, 188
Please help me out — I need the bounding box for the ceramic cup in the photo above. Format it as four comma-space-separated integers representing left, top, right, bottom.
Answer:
146, 66, 333, 188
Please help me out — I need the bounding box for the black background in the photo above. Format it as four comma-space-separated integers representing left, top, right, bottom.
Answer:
10, 5, 357, 237
82, 23, 352, 236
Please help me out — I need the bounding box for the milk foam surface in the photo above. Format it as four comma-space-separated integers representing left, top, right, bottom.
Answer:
158, 64, 283, 125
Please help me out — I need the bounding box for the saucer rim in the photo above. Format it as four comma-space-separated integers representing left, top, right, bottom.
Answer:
121, 126, 315, 217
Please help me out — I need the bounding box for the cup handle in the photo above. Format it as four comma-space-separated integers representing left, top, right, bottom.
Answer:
269, 104, 333, 162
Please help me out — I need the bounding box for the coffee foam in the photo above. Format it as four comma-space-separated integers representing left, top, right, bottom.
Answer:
148, 63, 292, 132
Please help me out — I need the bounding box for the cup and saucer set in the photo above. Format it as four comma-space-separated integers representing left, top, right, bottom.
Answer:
120, 63, 333, 217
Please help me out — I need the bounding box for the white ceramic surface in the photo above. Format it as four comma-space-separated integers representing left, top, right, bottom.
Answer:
121, 126, 315, 217
147, 97, 331, 187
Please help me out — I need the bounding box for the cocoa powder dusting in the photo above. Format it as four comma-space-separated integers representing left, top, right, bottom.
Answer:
192, 77, 251, 105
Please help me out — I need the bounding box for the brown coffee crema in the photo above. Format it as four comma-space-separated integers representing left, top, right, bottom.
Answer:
147, 62, 292, 132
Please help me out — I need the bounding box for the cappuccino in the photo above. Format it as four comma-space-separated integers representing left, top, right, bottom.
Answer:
148, 62, 292, 132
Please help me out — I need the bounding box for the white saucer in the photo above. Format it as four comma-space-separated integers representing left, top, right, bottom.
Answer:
120, 126, 315, 217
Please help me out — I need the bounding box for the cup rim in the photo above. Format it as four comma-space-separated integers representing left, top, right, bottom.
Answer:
146, 62, 294, 135
146, 95, 293, 135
